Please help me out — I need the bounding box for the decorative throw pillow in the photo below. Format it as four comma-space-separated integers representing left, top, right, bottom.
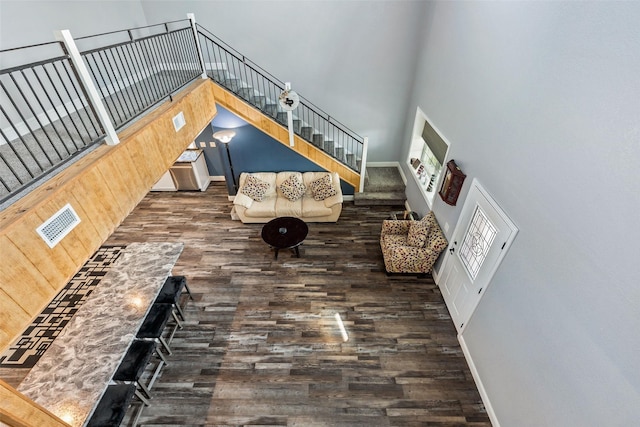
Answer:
407, 221, 430, 247
310, 175, 337, 201
241, 174, 270, 202
279, 174, 306, 201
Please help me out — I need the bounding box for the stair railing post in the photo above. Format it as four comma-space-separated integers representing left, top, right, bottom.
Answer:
358, 136, 369, 193
54, 29, 120, 145
187, 13, 208, 79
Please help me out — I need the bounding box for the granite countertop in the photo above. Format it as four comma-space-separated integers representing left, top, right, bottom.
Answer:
175, 149, 201, 163
17, 242, 184, 426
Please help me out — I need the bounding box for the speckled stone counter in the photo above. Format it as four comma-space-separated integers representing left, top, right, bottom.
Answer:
18, 242, 184, 426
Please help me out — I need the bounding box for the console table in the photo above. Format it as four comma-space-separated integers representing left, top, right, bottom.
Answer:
17, 242, 184, 426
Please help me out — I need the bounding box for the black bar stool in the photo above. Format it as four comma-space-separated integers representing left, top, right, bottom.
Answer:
87, 383, 147, 427
136, 303, 178, 355
113, 339, 166, 399
155, 275, 192, 321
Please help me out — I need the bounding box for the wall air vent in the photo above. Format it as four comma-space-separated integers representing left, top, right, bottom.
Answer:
36, 203, 81, 248
173, 111, 186, 131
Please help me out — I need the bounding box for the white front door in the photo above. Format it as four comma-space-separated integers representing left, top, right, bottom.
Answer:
439, 179, 518, 333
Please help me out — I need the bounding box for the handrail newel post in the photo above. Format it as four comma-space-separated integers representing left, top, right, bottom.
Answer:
359, 136, 369, 193
54, 29, 120, 145
187, 13, 208, 80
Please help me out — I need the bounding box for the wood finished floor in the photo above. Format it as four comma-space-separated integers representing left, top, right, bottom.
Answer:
8, 182, 491, 426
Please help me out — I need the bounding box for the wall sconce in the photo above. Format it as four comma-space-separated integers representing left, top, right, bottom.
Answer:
213, 130, 237, 191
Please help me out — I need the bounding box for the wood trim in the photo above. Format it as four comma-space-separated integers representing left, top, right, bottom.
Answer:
0, 379, 70, 427
210, 84, 362, 190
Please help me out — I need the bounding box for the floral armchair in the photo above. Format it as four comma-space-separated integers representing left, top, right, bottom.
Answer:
380, 211, 449, 274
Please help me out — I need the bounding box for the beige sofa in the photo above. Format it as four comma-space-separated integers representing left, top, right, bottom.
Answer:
232, 171, 343, 223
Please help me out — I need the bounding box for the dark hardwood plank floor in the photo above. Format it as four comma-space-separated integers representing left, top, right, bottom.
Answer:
9, 182, 491, 426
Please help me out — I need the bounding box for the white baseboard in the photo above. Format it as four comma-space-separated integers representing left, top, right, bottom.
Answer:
210, 175, 226, 182
458, 335, 500, 427
366, 161, 400, 167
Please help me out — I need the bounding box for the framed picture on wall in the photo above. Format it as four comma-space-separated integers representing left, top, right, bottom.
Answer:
439, 160, 466, 206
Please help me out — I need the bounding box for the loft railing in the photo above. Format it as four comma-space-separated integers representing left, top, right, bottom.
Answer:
0, 15, 366, 205
0, 19, 202, 204
76, 19, 201, 129
0, 41, 105, 201
196, 25, 364, 172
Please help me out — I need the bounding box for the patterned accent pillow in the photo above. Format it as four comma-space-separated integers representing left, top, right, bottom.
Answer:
241, 174, 270, 202
427, 230, 449, 253
279, 174, 306, 201
407, 221, 430, 247
310, 175, 337, 201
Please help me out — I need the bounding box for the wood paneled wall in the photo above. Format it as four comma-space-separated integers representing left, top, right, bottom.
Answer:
0, 78, 217, 426
210, 84, 362, 190
0, 379, 69, 427
0, 78, 217, 353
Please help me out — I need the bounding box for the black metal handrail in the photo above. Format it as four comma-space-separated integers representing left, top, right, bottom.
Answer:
196, 25, 364, 173
1, 17, 365, 205
1, 41, 105, 203
78, 20, 202, 130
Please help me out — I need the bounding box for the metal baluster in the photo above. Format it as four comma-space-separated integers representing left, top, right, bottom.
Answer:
58, 59, 102, 139
103, 48, 134, 123
85, 52, 122, 126
42, 61, 84, 149
5, 74, 59, 164
116, 44, 143, 115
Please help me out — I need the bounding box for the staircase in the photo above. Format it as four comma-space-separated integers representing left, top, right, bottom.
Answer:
0, 18, 366, 204
207, 69, 361, 172
354, 166, 406, 206
197, 25, 365, 181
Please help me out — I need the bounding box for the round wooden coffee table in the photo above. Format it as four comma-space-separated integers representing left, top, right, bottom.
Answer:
261, 217, 308, 259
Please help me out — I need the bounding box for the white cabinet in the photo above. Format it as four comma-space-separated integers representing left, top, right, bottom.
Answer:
151, 149, 210, 191
151, 170, 177, 191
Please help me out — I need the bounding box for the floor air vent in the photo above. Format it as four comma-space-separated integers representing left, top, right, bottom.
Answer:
36, 203, 81, 248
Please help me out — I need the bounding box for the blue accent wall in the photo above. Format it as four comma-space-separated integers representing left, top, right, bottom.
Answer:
201, 104, 354, 195
193, 123, 225, 176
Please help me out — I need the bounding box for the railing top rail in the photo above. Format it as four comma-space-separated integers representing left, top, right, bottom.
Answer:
197, 25, 364, 143
1, 40, 66, 75
0, 40, 61, 54
294, 92, 364, 142
78, 26, 192, 56
74, 18, 190, 41
196, 25, 285, 87
0, 54, 69, 75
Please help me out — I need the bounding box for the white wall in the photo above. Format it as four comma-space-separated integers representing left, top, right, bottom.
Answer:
1, 0, 425, 161
404, 1, 640, 425
0, 1, 148, 48
139, 0, 425, 162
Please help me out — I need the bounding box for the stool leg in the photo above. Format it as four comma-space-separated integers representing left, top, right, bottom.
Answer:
158, 337, 172, 355
173, 302, 186, 322
137, 380, 152, 400
183, 282, 193, 300
171, 309, 183, 329
131, 390, 150, 427
154, 343, 168, 365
